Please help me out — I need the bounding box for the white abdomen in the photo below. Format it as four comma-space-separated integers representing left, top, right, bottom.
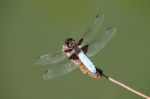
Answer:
78, 51, 96, 73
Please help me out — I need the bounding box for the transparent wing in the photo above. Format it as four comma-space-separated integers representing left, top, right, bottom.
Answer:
34, 51, 67, 65
81, 14, 104, 46
43, 60, 77, 80
87, 27, 117, 57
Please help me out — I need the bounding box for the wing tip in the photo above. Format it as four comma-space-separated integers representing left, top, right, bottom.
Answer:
106, 27, 117, 34
96, 14, 100, 18
95, 13, 105, 20
34, 60, 44, 65
43, 72, 50, 80
34, 56, 44, 65
43, 76, 49, 80
34, 60, 40, 65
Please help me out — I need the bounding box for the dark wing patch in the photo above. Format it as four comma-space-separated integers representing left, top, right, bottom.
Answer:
69, 54, 79, 60
77, 38, 83, 46
81, 44, 89, 54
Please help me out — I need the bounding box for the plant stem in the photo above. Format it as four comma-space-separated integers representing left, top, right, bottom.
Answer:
102, 74, 150, 99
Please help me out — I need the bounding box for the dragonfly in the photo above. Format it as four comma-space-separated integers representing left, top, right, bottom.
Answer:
35, 14, 117, 80
34, 14, 150, 99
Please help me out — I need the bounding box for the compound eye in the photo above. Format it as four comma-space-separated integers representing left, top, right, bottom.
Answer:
65, 38, 75, 48
65, 38, 73, 44
68, 41, 75, 47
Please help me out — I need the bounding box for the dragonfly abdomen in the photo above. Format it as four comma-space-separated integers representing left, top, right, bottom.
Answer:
71, 59, 100, 79
78, 51, 97, 73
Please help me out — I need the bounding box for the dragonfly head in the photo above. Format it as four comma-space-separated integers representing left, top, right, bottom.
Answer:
65, 38, 76, 48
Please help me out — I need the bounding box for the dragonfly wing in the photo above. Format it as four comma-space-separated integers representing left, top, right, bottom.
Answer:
34, 51, 67, 65
43, 60, 77, 80
87, 27, 117, 57
81, 14, 104, 46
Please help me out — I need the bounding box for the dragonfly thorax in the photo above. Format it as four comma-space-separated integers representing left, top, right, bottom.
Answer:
64, 38, 82, 56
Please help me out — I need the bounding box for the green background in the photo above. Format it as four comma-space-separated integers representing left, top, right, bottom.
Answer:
0, 0, 150, 99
